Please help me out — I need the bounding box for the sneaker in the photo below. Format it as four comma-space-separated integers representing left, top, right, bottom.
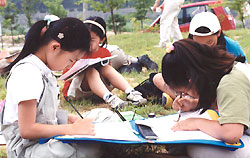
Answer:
137, 55, 158, 71
119, 62, 142, 73
126, 90, 147, 105
105, 94, 125, 109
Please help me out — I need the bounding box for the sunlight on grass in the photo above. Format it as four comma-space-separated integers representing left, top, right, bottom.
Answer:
225, 29, 250, 60
1, 29, 250, 157
109, 32, 165, 68
1, 30, 250, 118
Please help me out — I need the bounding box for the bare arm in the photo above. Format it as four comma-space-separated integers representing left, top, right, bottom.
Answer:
172, 118, 244, 144
153, 0, 161, 11
153, 73, 176, 99
18, 99, 95, 139
160, 2, 165, 10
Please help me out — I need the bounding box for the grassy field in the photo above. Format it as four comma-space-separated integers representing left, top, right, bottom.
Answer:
1, 29, 250, 115
0, 29, 250, 156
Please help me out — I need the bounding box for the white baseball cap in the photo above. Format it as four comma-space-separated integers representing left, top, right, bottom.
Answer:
189, 12, 221, 36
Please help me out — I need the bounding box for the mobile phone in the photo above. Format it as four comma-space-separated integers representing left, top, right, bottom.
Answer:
136, 124, 158, 140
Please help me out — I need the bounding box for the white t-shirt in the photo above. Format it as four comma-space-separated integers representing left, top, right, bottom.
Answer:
3, 54, 53, 125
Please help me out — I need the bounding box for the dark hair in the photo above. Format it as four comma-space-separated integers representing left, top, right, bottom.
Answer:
188, 26, 226, 50
1, 17, 90, 74
84, 16, 107, 47
162, 39, 236, 113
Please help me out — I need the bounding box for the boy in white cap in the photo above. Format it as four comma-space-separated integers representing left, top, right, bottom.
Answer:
189, 11, 246, 61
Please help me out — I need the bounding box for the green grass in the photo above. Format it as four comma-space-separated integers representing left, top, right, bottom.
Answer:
225, 29, 250, 60
0, 29, 250, 156
1, 29, 250, 116
0, 77, 6, 100
0, 146, 7, 157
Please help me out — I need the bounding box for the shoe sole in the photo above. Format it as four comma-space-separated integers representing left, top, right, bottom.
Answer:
127, 99, 147, 106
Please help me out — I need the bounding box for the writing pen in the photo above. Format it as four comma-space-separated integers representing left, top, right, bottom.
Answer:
113, 108, 139, 135
175, 93, 182, 122
132, 109, 137, 120
114, 108, 126, 121
64, 96, 84, 119
176, 109, 181, 122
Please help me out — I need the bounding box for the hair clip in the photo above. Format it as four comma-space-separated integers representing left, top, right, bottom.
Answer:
166, 44, 174, 53
58, 33, 64, 39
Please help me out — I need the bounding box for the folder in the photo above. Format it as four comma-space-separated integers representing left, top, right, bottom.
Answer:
39, 109, 244, 151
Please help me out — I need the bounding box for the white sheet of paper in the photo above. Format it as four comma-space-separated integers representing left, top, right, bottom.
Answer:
70, 121, 140, 141
135, 110, 219, 142
62, 110, 219, 142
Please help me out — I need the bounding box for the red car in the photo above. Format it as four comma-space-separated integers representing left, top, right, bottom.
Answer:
150, 1, 236, 32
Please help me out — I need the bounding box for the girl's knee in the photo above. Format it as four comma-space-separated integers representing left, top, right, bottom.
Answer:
86, 68, 99, 78
74, 143, 103, 158
100, 65, 114, 76
25, 140, 76, 158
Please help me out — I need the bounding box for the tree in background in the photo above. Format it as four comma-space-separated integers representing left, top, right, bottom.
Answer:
0, 1, 19, 45
41, 0, 67, 18
21, 0, 39, 27
107, 14, 126, 33
224, 0, 250, 28
77, 0, 128, 34
133, 0, 154, 29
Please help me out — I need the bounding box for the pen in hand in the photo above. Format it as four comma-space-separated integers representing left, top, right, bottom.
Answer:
64, 96, 84, 119
175, 93, 183, 122
176, 109, 181, 122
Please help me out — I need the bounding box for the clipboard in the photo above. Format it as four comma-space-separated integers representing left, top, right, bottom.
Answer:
39, 109, 244, 151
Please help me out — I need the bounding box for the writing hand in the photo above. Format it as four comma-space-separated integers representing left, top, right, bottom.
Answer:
71, 118, 95, 135
172, 96, 199, 112
68, 114, 79, 124
172, 118, 200, 132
